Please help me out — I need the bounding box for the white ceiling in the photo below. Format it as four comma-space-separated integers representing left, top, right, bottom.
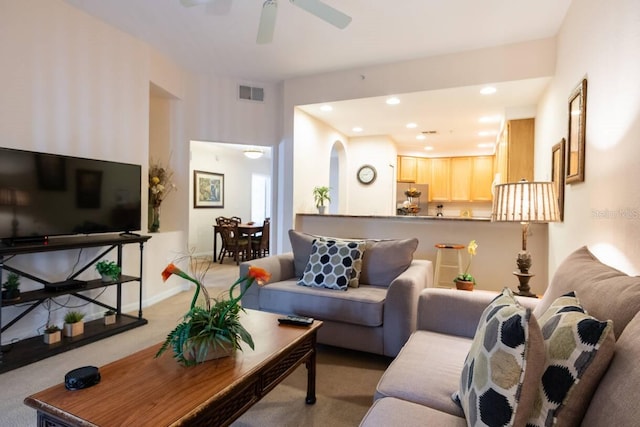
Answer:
64, 0, 572, 156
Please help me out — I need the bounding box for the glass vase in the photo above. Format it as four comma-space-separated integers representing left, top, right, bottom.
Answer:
148, 205, 160, 233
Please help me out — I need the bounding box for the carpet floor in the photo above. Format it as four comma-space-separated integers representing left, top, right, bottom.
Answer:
0, 261, 391, 426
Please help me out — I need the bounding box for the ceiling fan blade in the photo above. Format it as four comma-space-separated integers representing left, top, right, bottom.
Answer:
257, 0, 278, 44
290, 0, 351, 29
180, 0, 214, 7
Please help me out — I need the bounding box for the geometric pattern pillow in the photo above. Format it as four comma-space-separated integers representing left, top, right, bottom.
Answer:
453, 288, 545, 427
318, 237, 366, 287
297, 239, 364, 291
528, 292, 615, 427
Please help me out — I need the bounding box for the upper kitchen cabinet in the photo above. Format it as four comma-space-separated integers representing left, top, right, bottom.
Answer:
416, 157, 432, 185
471, 156, 494, 201
495, 118, 534, 183
430, 158, 451, 201
397, 156, 417, 182
450, 157, 472, 201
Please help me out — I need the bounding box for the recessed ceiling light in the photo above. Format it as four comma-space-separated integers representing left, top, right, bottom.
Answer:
320, 105, 333, 112
416, 134, 426, 140
477, 143, 494, 148
386, 97, 400, 105
480, 86, 497, 95
478, 130, 498, 137
406, 122, 417, 129
424, 146, 434, 151
243, 148, 264, 159
352, 127, 363, 132
478, 115, 501, 123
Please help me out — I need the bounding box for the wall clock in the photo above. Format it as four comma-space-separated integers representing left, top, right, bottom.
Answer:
357, 165, 377, 185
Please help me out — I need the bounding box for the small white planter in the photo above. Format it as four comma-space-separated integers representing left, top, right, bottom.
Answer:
104, 313, 116, 325
44, 330, 61, 345
64, 321, 84, 337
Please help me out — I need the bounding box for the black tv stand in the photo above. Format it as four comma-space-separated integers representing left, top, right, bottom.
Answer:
0, 234, 151, 373
1, 236, 48, 247
119, 231, 141, 237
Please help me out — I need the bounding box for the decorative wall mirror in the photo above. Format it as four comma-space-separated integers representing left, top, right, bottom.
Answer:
566, 78, 587, 184
551, 139, 566, 221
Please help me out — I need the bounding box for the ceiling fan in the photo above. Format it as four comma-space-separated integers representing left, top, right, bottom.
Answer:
179, 0, 352, 44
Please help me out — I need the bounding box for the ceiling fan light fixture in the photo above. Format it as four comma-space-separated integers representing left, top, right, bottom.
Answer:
244, 148, 264, 159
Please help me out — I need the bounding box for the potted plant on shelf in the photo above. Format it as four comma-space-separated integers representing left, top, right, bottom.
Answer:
454, 240, 478, 291
96, 260, 121, 282
312, 186, 331, 214
63, 310, 85, 337
104, 309, 116, 325
44, 324, 61, 345
155, 260, 270, 366
2, 272, 21, 302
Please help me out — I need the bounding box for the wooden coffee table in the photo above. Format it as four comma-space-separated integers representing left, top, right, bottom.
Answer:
24, 310, 322, 427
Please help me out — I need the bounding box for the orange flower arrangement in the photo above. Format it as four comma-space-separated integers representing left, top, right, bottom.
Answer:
156, 261, 270, 366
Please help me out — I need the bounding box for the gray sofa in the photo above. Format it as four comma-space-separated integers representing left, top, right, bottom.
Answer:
361, 246, 640, 426
240, 231, 433, 357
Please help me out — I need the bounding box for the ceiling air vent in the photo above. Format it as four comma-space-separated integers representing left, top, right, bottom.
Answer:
239, 85, 264, 102
421, 130, 438, 135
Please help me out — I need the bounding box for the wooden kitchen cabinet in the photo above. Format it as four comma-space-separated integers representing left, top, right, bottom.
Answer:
416, 157, 432, 185
471, 156, 494, 201
397, 156, 417, 182
430, 158, 451, 201
495, 118, 534, 183
450, 157, 472, 201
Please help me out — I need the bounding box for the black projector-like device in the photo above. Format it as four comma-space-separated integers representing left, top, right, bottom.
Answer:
65, 366, 101, 390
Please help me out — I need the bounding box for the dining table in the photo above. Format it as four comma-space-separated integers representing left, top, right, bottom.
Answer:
213, 223, 264, 262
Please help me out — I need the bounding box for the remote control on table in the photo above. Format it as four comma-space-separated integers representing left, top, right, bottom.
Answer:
277, 315, 314, 326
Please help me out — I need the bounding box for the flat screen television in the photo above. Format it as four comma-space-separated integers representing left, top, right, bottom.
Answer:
0, 147, 141, 245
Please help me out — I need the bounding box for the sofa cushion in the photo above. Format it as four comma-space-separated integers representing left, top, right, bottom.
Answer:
453, 288, 544, 427
534, 246, 640, 339
528, 292, 615, 427
298, 239, 365, 291
289, 230, 366, 287
360, 238, 418, 286
258, 279, 386, 327
581, 312, 640, 426
361, 397, 467, 427
375, 330, 470, 417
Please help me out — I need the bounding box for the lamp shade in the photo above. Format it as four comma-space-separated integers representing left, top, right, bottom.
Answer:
492, 181, 560, 223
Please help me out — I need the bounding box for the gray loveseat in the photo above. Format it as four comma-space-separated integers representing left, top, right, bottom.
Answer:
360, 246, 640, 426
240, 230, 433, 357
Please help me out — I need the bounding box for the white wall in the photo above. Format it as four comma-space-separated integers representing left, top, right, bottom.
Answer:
535, 0, 640, 276
281, 38, 558, 251
0, 0, 188, 342
188, 141, 271, 256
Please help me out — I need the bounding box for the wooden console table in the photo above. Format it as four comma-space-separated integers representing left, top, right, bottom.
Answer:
25, 310, 322, 427
0, 234, 151, 373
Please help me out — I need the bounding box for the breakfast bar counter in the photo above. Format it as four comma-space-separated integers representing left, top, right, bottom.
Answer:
294, 213, 549, 295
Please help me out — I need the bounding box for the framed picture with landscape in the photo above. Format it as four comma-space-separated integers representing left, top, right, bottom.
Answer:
566, 78, 587, 184
194, 170, 224, 208
551, 139, 565, 221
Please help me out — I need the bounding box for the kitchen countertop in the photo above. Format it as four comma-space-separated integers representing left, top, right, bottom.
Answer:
296, 213, 492, 222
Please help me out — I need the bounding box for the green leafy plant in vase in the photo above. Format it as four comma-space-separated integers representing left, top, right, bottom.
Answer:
454, 240, 478, 291
312, 186, 331, 214
2, 272, 21, 302
63, 310, 85, 337
156, 261, 271, 366
96, 260, 121, 282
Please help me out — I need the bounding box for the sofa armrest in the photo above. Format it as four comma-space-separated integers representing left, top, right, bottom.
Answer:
383, 259, 433, 356
417, 288, 540, 338
239, 253, 296, 309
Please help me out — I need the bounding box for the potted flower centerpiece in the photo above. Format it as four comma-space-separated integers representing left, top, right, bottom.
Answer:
312, 186, 331, 214
63, 310, 85, 337
96, 260, 121, 282
1, 272, 21, 302
148, 158, 176, 233
454, 240, 478, 291
156, 262, 270, 366
44, 324, 62, 345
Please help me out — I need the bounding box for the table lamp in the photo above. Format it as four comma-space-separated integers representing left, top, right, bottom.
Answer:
491, 180, 560, 297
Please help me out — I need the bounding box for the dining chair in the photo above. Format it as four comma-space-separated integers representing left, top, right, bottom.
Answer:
218, 224, 249, 265
251, 218, 270, 259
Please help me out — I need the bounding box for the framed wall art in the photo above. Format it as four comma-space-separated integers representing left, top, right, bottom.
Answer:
566, 78, 587, 184
193, 170, 224, 208
551, 139, 565, 221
